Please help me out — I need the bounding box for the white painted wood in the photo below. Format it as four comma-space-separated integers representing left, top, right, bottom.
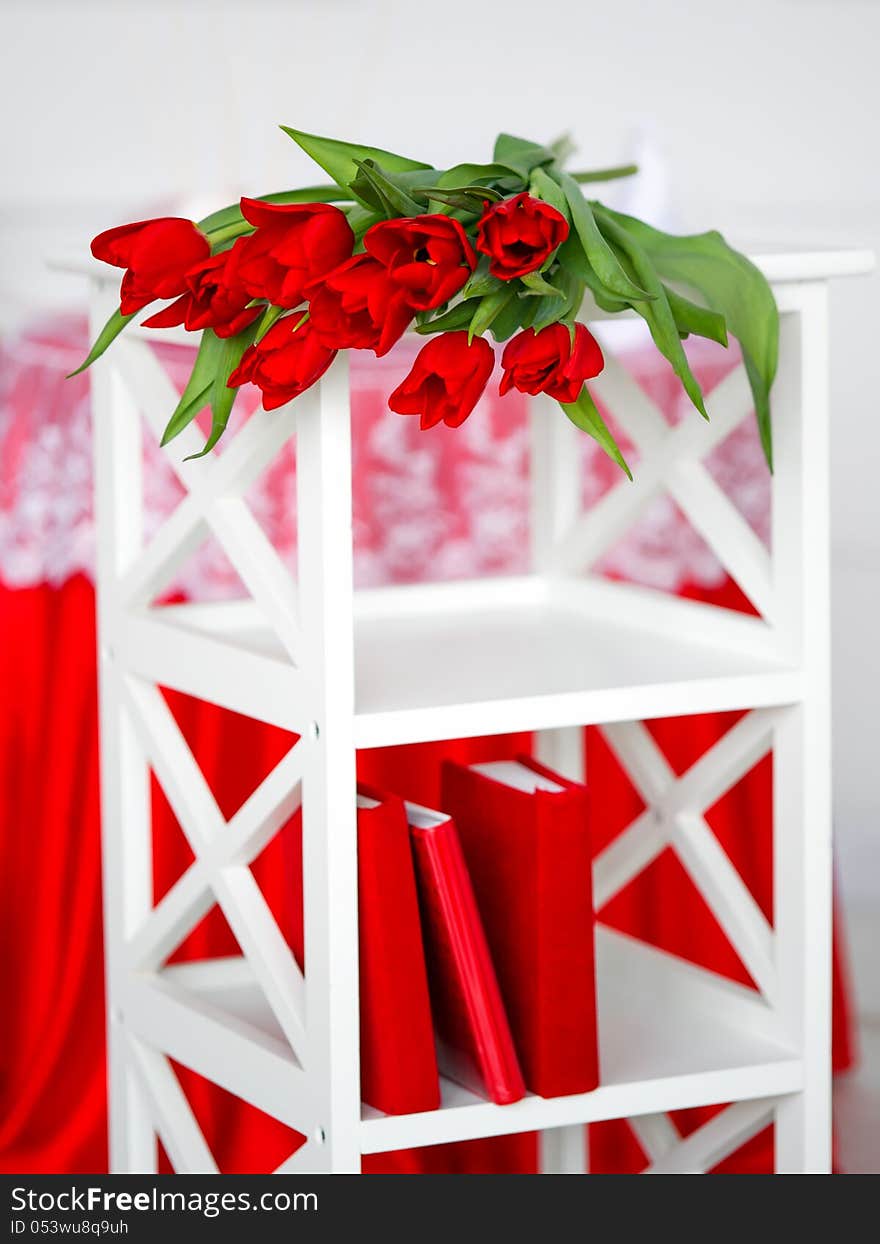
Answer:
771, 287, 833, 1174
156, 929, 798, 1155
594, 707, 778, 904
205, 496, 302, 665
533, 725, 588, 1175
539, 1127, 588, 1175
120, 392, 300, 616
552, 577, 780, 663
667, 458, 775, 621
358, 927, 799, 1153
593, 805, 668, 912
598, 716, 778, 1001
126, 1034, 219, 1175
124, 972, 314, 1133
556, 360, 752, 575
111, 338, 304, 664
90, 278, 156, 1174
119, 609, 308, 735
120, 675, 308, 1063
628, 1112, 680, 1164
351, 600, 802, 748
530, 390, 583, 572
126, 743, 302, 971
642, 1098, 777, 1174
295, 354, 362, 1173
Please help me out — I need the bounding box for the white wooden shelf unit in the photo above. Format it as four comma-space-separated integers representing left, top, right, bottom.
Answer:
87, 247, 873, 1175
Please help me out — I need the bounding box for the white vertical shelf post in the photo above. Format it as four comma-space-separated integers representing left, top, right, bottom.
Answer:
532, 392, 590, 1175
90, 278, 156, 1173
771, 285, 833, 1173
296, 354, 362, 1173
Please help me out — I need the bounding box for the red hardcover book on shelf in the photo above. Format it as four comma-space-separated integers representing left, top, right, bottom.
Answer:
440, 757, 599, 1098
406, 802, 526, 1106
356, 786, 440, 1116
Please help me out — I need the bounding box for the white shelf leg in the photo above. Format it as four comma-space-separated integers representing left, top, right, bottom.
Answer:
530, 392, 583, 570
534, 726, 589, 1175
532, 392, 590, 1176
91, 280, 156, 1173
771, 286, 833, 1173
296, 355, 362, 1173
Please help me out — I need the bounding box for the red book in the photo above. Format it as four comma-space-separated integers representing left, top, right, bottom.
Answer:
406, 802, 526, 1106
356, 786, 440, 1115
440, 757, 599, 1098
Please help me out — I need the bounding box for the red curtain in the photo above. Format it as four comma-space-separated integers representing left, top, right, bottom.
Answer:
0, 575, 855, 1174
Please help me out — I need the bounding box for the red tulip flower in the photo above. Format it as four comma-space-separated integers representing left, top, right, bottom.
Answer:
476, 193, 569, 280
235, 199, 354, 308
499, 322, 604, 403
227, 316, 336, 410
142, 241, 261, 338
307, 254, 413, 356
364, 215, 476, 311
90, 217, 211, 314
388, 331, 495, 429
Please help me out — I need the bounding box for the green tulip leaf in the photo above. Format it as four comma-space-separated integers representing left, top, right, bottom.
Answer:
411, 187, 491, 212
254, 304, 286, 343
549, 132, 577, 164
593, 206, 708, 421
414, 298, 483, 335
520, 270, 562, 297
281, 127, 431, 206
560, 386, 632, 479
415, 183, 503, 207
594, 205, 778, 468
67, 306, 135, 377
489, 295, 528, 342
437, 162, 525, 188
530, 267, 583, 330
492, 134, 555, 178
556, 234, 631, 313
185, 323, 259, 460
351, 160, 426, 217
664, 285, 728, 347
529, 167, 570, 220
557, 173, 653, 304
569, 164, 639, 184
160, 328, 226, 447
461, 262, 505, 301
468, 286, 516, 343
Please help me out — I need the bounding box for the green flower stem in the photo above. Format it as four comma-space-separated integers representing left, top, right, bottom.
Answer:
205, 221, 254, 247
569, 163, 639, 184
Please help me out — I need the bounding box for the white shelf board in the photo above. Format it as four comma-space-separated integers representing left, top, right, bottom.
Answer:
152, 926, 801, 1155
137, 576, 803, 747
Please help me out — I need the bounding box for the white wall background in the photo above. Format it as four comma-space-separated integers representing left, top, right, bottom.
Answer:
1, 0, 878, 911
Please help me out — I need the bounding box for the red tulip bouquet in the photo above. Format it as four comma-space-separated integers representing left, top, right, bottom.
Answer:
76, 128, 778, 476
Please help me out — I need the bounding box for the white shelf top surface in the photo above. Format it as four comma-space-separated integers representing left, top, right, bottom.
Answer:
143, 577, 802, 746
156, 925, 800, 1154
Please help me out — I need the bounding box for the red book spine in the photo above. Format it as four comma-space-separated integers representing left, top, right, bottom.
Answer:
409, 816, 526, 1106
356, 786, 440, 1116
532, 777, 598, 1097
440, 760, 599, 1098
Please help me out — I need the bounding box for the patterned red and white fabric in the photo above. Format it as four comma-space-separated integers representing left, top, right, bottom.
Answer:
0, 316, 855, 1175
